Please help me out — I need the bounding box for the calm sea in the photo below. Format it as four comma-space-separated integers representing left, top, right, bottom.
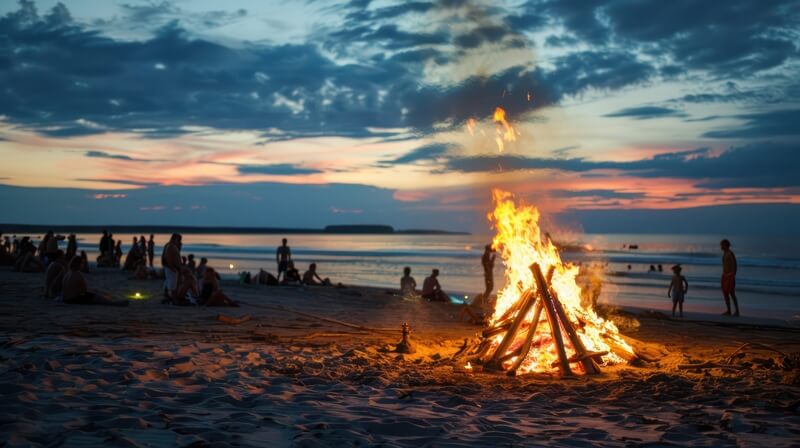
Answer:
16, 232, 800, 321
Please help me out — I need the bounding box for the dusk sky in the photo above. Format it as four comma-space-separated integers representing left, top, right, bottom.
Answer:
0, 0, 798, 233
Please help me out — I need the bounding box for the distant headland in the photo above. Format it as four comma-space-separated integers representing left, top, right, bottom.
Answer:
0, 224, 469, 236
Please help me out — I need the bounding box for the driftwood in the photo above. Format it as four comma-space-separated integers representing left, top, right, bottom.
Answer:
216, 314, 252, 325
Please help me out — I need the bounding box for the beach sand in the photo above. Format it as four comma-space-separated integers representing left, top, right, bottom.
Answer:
1, 268, 799, 447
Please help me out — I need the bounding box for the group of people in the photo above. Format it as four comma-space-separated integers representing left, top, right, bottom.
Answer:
667, 239, 741, 318
97, 230, 155, 271
161, 233, 237, 307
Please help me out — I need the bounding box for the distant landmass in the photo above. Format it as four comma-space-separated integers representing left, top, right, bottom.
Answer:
0, 224, 469, 236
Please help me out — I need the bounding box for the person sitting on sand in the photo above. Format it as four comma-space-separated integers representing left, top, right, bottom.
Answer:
667, 264, 688, 318
123, 237, 143, 271
79, 250, 90, 273
199, 268, 238, 307
62, 257, 128, 306
282, 261, 301, 285
161, 233, 183, 301
44, 250, 67, 299
400, 266, 417, 295
171, 265, 199, 305
720, 239, 740, 316
302, 263, 332, 286
421, 269, 449, 302
131, 258, 150, 281
257, 268, 279, 286
276, 238, 292, 282
14, 239, 44, 273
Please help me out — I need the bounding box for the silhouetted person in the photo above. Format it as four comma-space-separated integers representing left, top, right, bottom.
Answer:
62, 256, 127, 306
162, 233, 183, 301
276, 238, 292, 282
147, 234, 155, 268
720, 239, 740, 316
627, 264, 632, 271
114, 240, 123, 267
481, 244, 496, 303
282, 261, 301, 285
668, 264, 688, 318
44, 250, 67, 299
66, 234, 77, 261
400, 266, 417, 295
200, 267, 238, 306
422, 269, 448, 302
657, 264, 663, 272
303, 263, 332, 286
649, 264, 656, 272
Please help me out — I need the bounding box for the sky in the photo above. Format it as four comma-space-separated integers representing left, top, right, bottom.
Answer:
0, 0, 798, 233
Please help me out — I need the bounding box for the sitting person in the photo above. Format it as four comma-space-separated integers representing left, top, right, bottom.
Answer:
44, 250, 67, 299
257, 268, 279, 285
62, 257, 127, 306
199, 268, 238, 307
79, 250, 90, 273
400, 266, 417, 295
282, 261, 301, 285
131, 258, 150, 280
15, 250, 44, 273
302, 263, 332, 286
122, 237, 142, 271
171, 265, 199, 306
421, 269, 449, 302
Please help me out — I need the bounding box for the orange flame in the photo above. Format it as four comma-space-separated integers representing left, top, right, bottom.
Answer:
487, 189, 633, 374
492, 107, 516, 153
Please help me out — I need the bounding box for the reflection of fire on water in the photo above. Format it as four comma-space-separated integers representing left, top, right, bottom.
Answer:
455, 190, 635, 376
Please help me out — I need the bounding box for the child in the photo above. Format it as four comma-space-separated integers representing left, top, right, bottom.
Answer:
668, 264, 689, 317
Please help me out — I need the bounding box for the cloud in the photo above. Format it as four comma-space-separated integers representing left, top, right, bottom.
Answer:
379, 143, 455, 166
85, 150, 135, 161
550, 189, 646, 200
443, 143, 800, 188
236, 164, 323, 176
604, 106, 687, 120
703, 109, 800, 139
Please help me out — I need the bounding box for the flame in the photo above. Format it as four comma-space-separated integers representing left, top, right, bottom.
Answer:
487, 189, 633, 374
492, 107, 516, 153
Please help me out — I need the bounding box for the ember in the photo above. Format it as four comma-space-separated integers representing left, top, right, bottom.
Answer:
459, 190, 635, 376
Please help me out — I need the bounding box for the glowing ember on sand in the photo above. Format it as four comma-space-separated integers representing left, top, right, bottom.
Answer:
458, 190, 635, 376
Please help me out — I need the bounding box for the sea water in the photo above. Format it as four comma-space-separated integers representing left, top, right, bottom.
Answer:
23, 232, 800, 321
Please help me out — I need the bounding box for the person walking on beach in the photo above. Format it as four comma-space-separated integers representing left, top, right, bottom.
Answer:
276, 238, 292, 282
720, 239, 740, 316
667, 264, 688, 318
161, 233, 182, 302
147, 234, 155, 268
481, 244, 496, 307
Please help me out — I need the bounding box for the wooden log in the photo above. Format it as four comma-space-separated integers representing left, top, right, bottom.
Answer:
532, 263, 574, 377
481, 323, 510, 338
507, 300, 544, 376
484, 288, 536, 370
548, 289, 600, 374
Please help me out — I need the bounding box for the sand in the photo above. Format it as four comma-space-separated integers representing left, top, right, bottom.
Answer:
1, 267, 799, 447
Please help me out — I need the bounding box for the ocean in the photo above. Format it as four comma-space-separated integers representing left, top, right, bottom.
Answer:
15, 232, 800, 321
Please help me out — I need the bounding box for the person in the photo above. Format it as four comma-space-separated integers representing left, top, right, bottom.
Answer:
114, 240, 123, 267
276, 238, 292, 282
187, 254, 196, 270
123, 237, 142, 271
66, 234, 77, 261
44, 250, 67, 299
282, 261, 301, 285
78, 250, 90, 273
161, 233, 183, 301
257, 268, 279, 285
147, 234, 155, 268
62, 257, 127, 306
138, 235, 147, 259
199, 267, 238, 306
97, 230, 113, 267
657, 264, 663, 272
667, 264, 688, 318
196, 256, 208, 277
172, 265, 199, 305
45, 230, 64, 262
421, 269, 448, 302
400, 266, 417, 295
303, 263, 332, 286
481, 244, 496, 306
720, 239, 740, 316
649, 264, 656, 272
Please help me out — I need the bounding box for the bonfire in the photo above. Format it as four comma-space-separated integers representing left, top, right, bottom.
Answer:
457, 190, 636, 376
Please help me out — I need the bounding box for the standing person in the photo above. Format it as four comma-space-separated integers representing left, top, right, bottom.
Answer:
667, 264, 688, 318
481, 244, 496, 306
161, 233, 183, 301
421, 269, 449, 302
400, 266, 417, 295
147, 234, 155, 268
276, 238, 292, 282
66, 234, 77, 261
138, 235, 147, 259
720, 239, 740, 316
